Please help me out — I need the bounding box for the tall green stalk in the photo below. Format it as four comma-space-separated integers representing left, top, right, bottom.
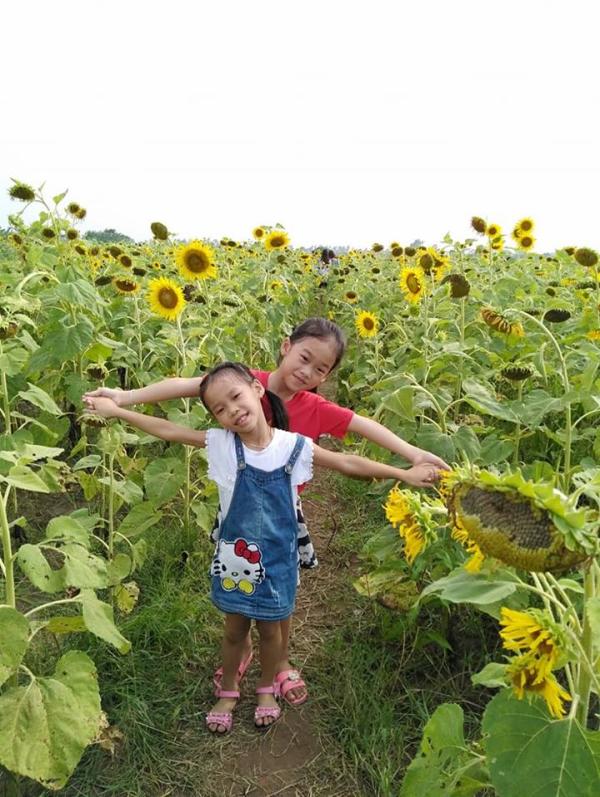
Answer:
0, 487, 15, 608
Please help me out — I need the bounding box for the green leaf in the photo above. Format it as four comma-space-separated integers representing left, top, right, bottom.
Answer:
106, 553, 132, 585
57, 543, 109, 589
83, 341, 113, 363
143, 457, 186, 505
46, 616, 87, 634
72, 454, 102, 471
421, 568, 518, 605
190, 499, 214, 533
401, 703, 488, 797
114, 581, 140, 615
17, 384, 62, 416
131, 538, 148, 570
415, 429, 456, 464
453, 425, 481, 461
16, 544, 65, 593
45, 515, 90, 546
0, 607, 29, 687
97, 475, 144, 505
79, 590, 131, 653
380, 387, 415, 422
28, 318, 95, 370
3, 465, 50, 493
0, 651, 102, 790
515, 389, 564, 427
471, 662, 507, 688
116, 501, 162, 538
76, 471, 101, 500
462, 379, 519, 422
0, 345, 28, 376
483, 689, 600, 797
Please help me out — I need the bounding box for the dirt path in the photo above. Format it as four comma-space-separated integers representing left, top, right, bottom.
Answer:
200, 464, 362, 797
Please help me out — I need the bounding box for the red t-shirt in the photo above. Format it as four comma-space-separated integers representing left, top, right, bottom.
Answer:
251, 370, 354, 442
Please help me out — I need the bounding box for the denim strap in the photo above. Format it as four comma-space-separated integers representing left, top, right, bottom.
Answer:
233, 433, 246, 470
284, 435, 305, 474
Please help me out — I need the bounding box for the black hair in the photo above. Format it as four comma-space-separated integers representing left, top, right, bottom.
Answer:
320, 248, 336, 265
199, 361, 289, 430
288, 317, 347, 371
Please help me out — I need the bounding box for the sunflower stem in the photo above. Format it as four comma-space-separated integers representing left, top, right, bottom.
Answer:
575, 567, 596, 728
513, 382, 524, 466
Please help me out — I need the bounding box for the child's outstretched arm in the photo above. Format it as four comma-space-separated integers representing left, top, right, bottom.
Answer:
83, 376, 204, 408
312, 444, 441, 488
87, 397, 207, 447
346, 414, 450, 470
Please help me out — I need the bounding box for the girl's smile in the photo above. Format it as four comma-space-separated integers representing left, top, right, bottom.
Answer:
272, 336, 339, 399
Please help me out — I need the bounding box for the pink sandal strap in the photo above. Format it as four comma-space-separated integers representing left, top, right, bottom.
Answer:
254, 705, 281, 722
206, 712, 233, 732
213, 651, 254, 692
275, 669, 307, 705
216, 689, 240, 699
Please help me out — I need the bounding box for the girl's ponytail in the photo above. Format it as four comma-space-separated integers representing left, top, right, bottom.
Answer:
265, 389, 289, 431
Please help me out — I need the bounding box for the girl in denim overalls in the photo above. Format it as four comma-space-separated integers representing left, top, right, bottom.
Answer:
86, 362, 442, 734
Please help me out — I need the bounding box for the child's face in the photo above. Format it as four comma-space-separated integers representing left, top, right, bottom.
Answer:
203, 372, 265, 433
278, 335, 338, 392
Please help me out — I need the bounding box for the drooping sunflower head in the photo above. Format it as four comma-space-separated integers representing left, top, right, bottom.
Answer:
501, 364, 533, 381
372, 242, 384, 252
574, 247, 598, 269
175, 241, 217, 281
150, 222, 169, 241
399, 265, 426, 303
8, 182, 36, 202
543, 308, 571, 323
264, 230, 290, 251
113, 277, 139, 295
441, 273, 470, 299
355, 310, 379, 338
86, 363, 109, 381
499, 607, 567, 666
471, 216, 487, 235
505, 652, 571, 718
441, 467, 594, 573
147, 277, 186, 321
481, 308, 524, 337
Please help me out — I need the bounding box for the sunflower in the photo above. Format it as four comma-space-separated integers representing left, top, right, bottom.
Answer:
355, 310, 379, 338
486, 223, 502, 238
471, 216, 487, 235
384, 486, 441, 564
516, 217, 535, 234
176, 241, 217, 280
481, 308, 524, 337
252, 226, 266, 240
399, 265, 426, 303
506, 653, 571, 718
499, 608, 564, 668
518, 234, 535, 252
574, 247, 598, 268
113, 278, 139, 294
8, 182, 35, 202
440, 466, 593, 572
148, 277, 186, 321
264, 230, 290, 251
344, 290, 358, 303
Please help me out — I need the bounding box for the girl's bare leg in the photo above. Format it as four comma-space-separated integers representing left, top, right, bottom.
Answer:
208, 613, 251, 733
277, 615, 307, 702
255, 619, 283, 727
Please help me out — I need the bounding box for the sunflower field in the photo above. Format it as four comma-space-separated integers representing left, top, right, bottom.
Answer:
1, 182, 600, 795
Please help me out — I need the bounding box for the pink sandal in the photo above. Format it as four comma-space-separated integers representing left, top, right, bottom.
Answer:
213, 650, 254, 695
254, 685, 281, 729
275, 669, 307, 706
205, 688, 240, 734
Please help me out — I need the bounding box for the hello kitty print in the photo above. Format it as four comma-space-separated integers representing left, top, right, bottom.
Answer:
211, 538, 265, 595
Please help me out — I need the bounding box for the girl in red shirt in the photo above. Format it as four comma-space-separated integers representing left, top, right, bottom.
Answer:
83, 318, 448, 705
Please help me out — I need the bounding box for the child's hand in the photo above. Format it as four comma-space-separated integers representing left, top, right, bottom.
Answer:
85, 396, 119, 418
402, 463, 442, 488
82, 387, 126, 409
410, 449, 450, 471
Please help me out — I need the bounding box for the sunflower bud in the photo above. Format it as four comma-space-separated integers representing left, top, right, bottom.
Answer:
151, 222, 169, 241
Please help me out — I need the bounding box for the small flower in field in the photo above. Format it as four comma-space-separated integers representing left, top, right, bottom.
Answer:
518, 234, 535, 252
400, 266, 426, 303
252, 226, 266, 240
586, 329, 600, 341
264, 230, 290, 251
176, 241, 217, 280
148, 277, 186, 321
8, 181, 35, 202
355, 310, 379, 338
506, 653, 571, 719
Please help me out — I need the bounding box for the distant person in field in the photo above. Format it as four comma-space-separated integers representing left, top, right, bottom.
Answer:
85, 361, 442, 734
83, 318, 448, 706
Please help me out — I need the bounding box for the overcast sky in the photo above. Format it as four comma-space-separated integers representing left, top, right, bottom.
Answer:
2, 0, 599, 252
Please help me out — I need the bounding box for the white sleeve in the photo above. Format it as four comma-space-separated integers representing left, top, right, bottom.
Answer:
290, 436, 314, 487
206, 429, 236, 487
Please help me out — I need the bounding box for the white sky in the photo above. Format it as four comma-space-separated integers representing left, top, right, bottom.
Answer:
2, 0, 599, 252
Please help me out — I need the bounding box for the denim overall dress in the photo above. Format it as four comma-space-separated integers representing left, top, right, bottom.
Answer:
210, 433, 305, 622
